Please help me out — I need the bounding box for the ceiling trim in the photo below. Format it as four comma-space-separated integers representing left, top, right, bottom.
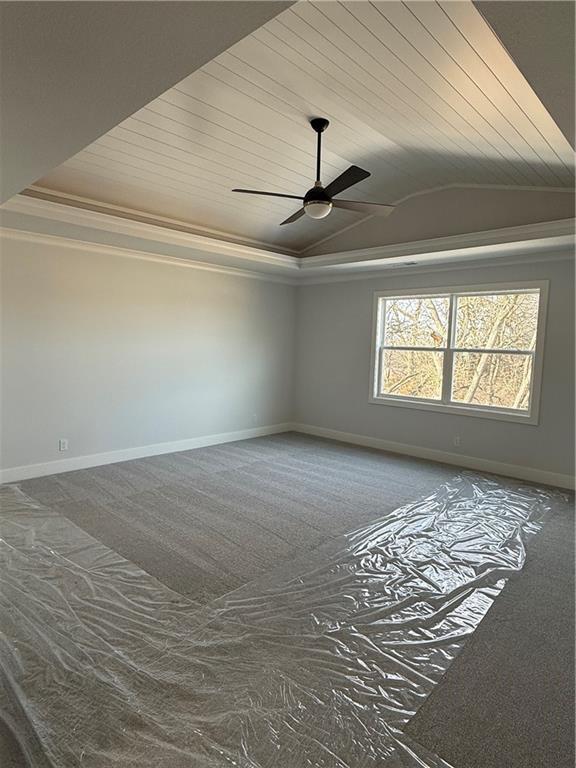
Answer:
2, 224, 570, 290
2, 193, 573, 283
19, 183, 572, 261
301, 218, 575, 270
299, 248, 574, 286
2, 193, 300, 274
0, 228, 297, 286
23, 186, 300, 256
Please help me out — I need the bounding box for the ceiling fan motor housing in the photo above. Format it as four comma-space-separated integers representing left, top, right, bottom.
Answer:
303, 183, 333, 219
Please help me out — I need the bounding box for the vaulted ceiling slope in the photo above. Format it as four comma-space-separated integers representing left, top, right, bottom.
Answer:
31, 0, 575, 254
475, 0, 575, 147
0, 1, 292, 203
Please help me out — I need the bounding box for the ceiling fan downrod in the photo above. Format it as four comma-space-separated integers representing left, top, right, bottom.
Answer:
231, 116, 396, 226
310, 117, 329, 185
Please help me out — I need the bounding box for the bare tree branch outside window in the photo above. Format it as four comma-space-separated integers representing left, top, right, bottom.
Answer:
376, 290, 540, 413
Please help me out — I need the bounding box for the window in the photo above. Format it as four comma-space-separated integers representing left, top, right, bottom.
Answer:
370, 283, 547, 423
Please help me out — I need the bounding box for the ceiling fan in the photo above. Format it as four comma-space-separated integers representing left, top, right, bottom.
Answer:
232, 118, 396, 226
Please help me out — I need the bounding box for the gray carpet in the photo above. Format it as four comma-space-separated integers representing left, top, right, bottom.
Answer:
406, 487, 575, 768
15, 432, 575, 767
20, 432, 454, 599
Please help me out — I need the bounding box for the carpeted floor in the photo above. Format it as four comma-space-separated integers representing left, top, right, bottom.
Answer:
14, 432, 575, 768
19, 432, 454, 600
406, 484, 575, 768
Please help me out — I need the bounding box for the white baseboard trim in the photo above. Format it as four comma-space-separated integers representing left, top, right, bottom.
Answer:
292, 423, 575, 490
3, 421, 572, 491
0, 424, 293, 484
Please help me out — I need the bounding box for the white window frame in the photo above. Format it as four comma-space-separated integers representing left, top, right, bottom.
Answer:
369, 281, 549, 425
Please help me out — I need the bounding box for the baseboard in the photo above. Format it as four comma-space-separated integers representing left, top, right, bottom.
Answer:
0, 424, 293, 484
3, 421, 573, 491
292, 423, 575, 490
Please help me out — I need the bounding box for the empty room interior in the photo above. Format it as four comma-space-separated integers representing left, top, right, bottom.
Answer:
0, 2, 575, 767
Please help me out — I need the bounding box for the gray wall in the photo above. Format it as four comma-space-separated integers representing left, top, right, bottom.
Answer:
2, 235, 573, 483
0, 237, 295, 470
295, 256, 575, 479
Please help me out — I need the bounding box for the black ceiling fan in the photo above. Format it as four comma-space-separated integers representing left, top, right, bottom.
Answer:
232, 118, 396, 226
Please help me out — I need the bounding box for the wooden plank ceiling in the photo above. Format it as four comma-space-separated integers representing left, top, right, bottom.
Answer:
35, 0, 574, 254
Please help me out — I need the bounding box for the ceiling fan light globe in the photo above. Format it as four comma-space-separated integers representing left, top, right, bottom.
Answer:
304, 200, 332, 219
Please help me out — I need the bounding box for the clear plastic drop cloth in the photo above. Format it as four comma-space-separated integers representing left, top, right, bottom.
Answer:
0, 474, 565, 767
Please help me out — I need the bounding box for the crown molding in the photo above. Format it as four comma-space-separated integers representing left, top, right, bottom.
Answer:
1, 193, 573, 283
24, 186, 300, 256
0, 228, 298, 285
298, 249, 574, 285
300, 218, 575, 274
1, 192, 300, 275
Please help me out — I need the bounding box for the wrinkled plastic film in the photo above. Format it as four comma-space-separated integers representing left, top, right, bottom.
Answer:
0, 475, 564, 767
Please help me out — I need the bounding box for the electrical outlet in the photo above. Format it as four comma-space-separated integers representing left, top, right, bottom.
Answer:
453, 435, 461, 448
59, 439, 69, 452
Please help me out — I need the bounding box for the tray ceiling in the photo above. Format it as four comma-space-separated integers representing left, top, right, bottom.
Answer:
35, 0, 574, 254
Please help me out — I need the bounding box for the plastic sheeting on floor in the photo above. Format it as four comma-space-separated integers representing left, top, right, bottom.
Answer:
0, 474, 564, 767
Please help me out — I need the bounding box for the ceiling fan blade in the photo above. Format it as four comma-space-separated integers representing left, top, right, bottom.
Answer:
232, 189, 304, 200
324, 165, 370, 198
332, 199, 395, 216
280, 208, 306, 226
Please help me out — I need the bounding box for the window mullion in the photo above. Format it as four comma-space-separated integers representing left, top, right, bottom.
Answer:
441, 295, 457, 404
451, 347, 535, 356
376, 346, 384, 397
380, 345, 446, 352
371, 284, 545, 422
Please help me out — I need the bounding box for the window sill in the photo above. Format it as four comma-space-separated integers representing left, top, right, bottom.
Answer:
369, 394, 539, 425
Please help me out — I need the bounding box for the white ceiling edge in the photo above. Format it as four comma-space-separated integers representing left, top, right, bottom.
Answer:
301, 218, 576, 270
23, 186, 301, 256
0, 229, 298, 287
0, 194, 299, 276
1, 194, 573, 284
298, 241, 574, 285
